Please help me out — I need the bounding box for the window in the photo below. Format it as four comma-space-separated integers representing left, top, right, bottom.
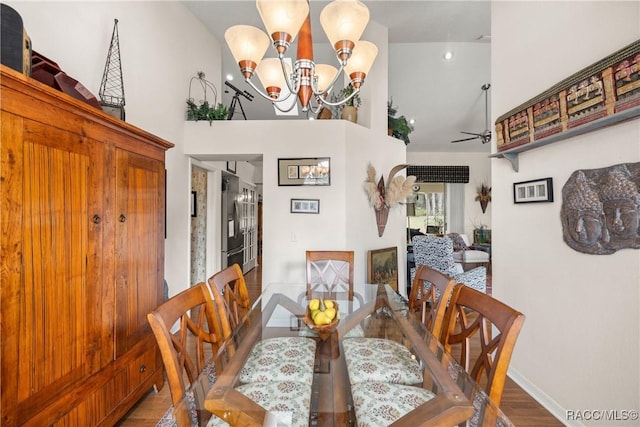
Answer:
408, 183, 446, 234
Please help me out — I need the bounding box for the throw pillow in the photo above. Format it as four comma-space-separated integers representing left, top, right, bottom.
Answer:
447, 233, 468, 251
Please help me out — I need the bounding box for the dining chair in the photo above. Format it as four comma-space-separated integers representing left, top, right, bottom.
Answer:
441, 284, 525, 406
306, 250, 354, 300
207, 276, 318, 387
208, 263, 251, 332
408, 264, 456, 342
146, 282, 227, 427
344, 265, 457, 387
149, 282, 315, 427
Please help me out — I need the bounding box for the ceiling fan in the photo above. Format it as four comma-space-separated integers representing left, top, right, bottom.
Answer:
451, 83, 491, 144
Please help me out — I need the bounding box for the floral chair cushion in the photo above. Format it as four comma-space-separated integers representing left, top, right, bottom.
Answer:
205, 381, 312, 427
343, 338, 423, 385
239, 337, 316, 385
157, 370, 311, 427
351, 381, 435, 426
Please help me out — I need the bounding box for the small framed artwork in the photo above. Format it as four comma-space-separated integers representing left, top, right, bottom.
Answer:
278, 157, 330, 186
513, 178, 554, 204
287, 165, 299, 179
191, 191, 197, 217
227, 161, 236, 174
290, 198, 320, 214
367, 246, 399, 291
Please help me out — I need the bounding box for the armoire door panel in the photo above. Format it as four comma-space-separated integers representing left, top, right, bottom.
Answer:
115, 149, 164, 357
2, 118, 106, 418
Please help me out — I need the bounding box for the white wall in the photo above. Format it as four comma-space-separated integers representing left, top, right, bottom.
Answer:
7, 1, 222, 296
184, 120, 409, 294
493, 2, 639, 426
391, 41, 492, 153
407, 152, 492, 236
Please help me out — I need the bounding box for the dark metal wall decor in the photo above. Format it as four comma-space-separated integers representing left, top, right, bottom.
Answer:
492, 40, 640, 171
561, 162, 640, 254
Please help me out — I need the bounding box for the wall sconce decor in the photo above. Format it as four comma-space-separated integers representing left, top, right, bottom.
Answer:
363, 163, 416, 237
476, 182, 492, 212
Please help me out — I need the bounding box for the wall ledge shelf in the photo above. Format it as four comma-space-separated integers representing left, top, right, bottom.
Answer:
491, 105, 640, 172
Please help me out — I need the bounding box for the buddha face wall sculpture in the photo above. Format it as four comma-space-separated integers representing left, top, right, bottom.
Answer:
561, 162, 640, 254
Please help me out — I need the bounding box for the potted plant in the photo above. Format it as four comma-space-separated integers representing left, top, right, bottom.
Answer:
338, 83, 361, 123
186, 71, 226, 125
387, 99, 414, 145
186, 100, 228, 124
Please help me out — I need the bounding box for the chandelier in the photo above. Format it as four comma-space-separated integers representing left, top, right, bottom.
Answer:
225, 0, 378, 115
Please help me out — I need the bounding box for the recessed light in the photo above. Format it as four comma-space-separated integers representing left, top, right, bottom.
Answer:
443, 51, 454, 61
409, 119, 415, 125
226, 74, 234, 81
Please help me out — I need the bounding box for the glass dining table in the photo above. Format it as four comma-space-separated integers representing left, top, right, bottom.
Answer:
174, 282, 514, 427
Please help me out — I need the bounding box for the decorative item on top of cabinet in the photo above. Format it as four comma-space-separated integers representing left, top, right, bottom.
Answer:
0, 65, 173, 426
99, 19, 126, 120
561, 162, 640, 255
364, 163, 416, 237
0, 4, 31, 75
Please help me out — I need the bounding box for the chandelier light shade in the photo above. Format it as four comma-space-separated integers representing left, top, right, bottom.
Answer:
314, 64, 338, 93
225, 25, 271, 79
256, 0, 309, 54
256, 58, 292, 99
343, 40, 378, 87
320, 0, 370, 60
226, 0, 378, 114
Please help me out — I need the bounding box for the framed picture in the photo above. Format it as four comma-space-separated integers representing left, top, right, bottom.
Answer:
290, 198, 320, 214
513, 178, 554, 203
278, 157, 330, 186
367, 246, 398, 292
191, 191, 197, 217
287, 165, 299, 179
227, 161, 236, 174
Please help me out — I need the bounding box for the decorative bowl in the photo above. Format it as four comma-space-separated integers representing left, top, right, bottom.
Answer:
303, 301, 339, 340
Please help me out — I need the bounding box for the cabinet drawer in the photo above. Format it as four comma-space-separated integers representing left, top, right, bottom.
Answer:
47, 346, 161, 427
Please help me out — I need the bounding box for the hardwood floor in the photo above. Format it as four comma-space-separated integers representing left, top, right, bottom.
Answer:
118, 260, 562, 426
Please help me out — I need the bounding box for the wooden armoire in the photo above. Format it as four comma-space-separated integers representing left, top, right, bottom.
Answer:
1, 65, 173, 426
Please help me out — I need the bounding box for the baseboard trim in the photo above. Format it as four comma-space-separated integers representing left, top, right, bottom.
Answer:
508, 367, 582, 427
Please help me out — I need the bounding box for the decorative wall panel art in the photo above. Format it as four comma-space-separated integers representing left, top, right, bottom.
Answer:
495, 40, 640, 153
561, 162, 640, 255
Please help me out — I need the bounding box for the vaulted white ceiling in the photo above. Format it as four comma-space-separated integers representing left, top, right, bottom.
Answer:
182, 1, 491, 153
